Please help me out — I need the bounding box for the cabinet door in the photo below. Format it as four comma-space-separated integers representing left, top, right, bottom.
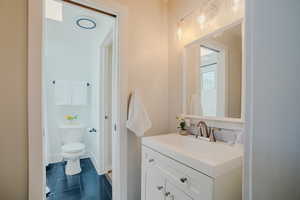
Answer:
165, 181, 193, 200
145, 166, 166, 200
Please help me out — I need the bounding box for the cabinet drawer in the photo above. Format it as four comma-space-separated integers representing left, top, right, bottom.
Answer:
143, 146, 213, 200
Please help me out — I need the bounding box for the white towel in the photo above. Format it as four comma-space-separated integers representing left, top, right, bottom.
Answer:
71, 81, 88, 106
126, 90, 152, 137
55, 80, 72, 105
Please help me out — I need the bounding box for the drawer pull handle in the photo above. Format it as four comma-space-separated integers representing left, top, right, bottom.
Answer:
168, 195, 174, 200
180, 177, 188, 183
156, 186, 164, 191
165, 192, 171, 197
148, 158, 155, 163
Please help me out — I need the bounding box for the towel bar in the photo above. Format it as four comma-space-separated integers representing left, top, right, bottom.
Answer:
52, 80, 90, 87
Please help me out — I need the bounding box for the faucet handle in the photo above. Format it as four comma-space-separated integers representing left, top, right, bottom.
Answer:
209, 127, 221, 142
197, 121, 209, 137
208, 128, 215, 142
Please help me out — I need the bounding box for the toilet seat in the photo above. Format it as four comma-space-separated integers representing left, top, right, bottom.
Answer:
62, 142, 85, 153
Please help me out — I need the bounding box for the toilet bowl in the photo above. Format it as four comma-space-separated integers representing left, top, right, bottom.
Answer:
62, 142, 86, 175
59, 124, 86, 176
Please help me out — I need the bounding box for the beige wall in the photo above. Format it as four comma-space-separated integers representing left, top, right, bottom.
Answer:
167, 0, 244, 131
0, 0, 28, 199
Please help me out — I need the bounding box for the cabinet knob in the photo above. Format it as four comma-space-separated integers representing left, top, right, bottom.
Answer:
180, 177, 188, 183
148, 158, 155, 163
156, 186, 164, 191
165, 192, 171, 197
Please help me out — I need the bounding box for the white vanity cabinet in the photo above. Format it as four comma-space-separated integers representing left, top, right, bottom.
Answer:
142, 146, 213, 200
165, 181, 193, 200
143, 152, 194, 200
144, 162, 165, 200
141, 134, 243, 200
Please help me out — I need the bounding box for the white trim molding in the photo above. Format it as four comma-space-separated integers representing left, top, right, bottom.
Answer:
28, 1, 129, 200
244, 0, 253, 199
89, 151, 104, 175
181, 19, 245, 131
28, 0, 44, 199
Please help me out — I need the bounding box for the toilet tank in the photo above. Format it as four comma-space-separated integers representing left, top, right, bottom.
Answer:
60, 124, 85, 145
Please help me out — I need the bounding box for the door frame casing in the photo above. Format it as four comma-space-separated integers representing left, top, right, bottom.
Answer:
28, 0, 129, 200
100, 30, 114, 173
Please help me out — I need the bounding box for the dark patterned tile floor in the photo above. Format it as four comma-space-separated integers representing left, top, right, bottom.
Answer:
46, 158, 111, 200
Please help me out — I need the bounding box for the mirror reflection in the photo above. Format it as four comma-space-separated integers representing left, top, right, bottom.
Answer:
184, 23, 242, 119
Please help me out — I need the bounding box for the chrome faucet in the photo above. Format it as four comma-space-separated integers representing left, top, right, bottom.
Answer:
195, 121, 218, 142
197, 121, 209, 138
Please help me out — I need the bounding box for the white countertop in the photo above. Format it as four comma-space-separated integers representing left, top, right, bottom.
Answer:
142, 133, 243, 178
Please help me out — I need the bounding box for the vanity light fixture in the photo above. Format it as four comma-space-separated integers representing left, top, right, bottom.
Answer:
176, 0, 220, 40
177, 20, 184, 40
177, 27, 183, 40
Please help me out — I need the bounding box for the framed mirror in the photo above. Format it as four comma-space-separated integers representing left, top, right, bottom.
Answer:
182, 20, 244, 123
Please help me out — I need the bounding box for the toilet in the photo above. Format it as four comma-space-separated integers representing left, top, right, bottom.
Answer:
60, 124, 86, 175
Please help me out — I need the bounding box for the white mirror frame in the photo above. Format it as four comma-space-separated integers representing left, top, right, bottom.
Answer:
182, 18, 245, 128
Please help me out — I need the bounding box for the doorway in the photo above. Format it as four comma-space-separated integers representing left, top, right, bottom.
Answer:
28, 0, 128, 199
42, 0, 116, 199
101, 33, 114, 183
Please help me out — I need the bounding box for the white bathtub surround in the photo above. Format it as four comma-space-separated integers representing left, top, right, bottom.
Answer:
126, 90, 152, 137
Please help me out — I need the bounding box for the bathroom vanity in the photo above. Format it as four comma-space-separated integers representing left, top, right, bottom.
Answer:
141, 18, 245, 200
141, 134, 243, 200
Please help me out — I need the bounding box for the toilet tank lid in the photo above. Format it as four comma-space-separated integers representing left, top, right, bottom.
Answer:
62, 143, 85, 153
59, 124, 85, 129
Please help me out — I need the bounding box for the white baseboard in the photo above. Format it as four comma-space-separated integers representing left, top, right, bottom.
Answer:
48, 154, 63, 164
89, 151, 105, 175
48, 152, 106, 176
48, 152, 90, 164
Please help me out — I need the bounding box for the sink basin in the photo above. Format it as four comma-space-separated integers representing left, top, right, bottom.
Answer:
142, 133, 243, 178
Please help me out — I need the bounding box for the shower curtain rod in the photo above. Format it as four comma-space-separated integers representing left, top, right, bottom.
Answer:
62, 0, 117, 18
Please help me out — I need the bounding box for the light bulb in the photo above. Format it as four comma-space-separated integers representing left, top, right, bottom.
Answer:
232, 4, 239, 12
197, 15, 206, 25
177, 27, 183, 40
232, 0, 241, 11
